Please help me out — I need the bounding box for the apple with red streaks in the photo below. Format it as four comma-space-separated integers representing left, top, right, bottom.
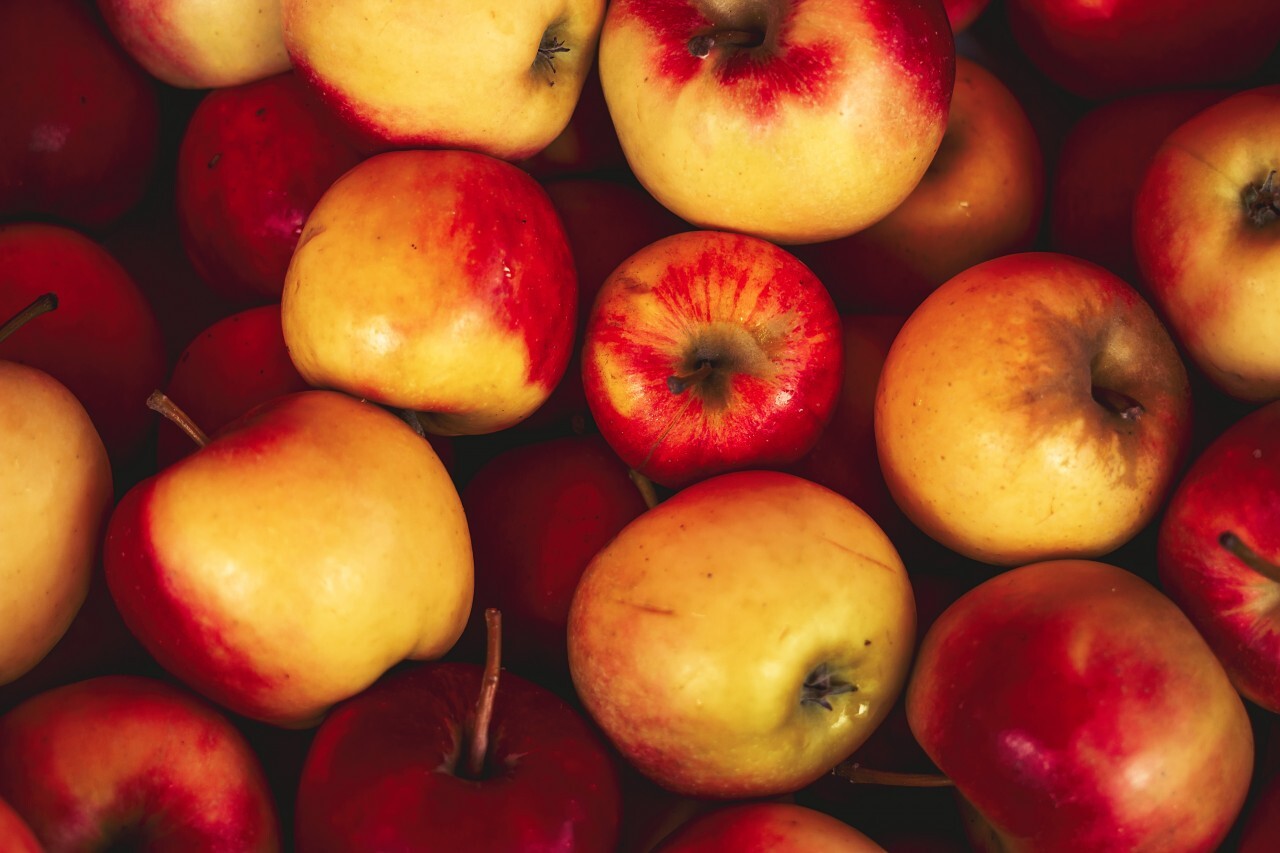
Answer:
907, 559, 1254, 852
1003, 0, 1280, 99
295, 613, 622, 852
0, 675, 280, 851
0, 223, 166, 469
282, 150, 578, 435
1157, 401, 1280, 712
282, 0, 606, 159
582, 230, 843, 488
96, 0, 291, 89
597, 0, 955, 243
104, 390, 473, 727
0, 0, 159, 230
176, 72, 364, 306
654, 803, 884, 852
1133, 85, 1280, 402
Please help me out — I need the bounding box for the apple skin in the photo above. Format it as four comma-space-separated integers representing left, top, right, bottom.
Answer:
0, 675, 280, 851
0, 0, 160, 231
875, 251, 1192, 566
1133, 85, 1280, 403
176, 72, 364, 306
945, 0, 991, 33
1240, 756, 1280, 853
598, 0, 956, 244
1003, 0, 1280, 100
907, 559, 1255, 852
582, 230, 843, 488
282, 0, 607, 160
1157, 401, 1280, 712
104, 390, 474, 728
294, 661, 622, 853
567, 470, 916, 799
0, 795, 39, 853
281, 149, 578, 435
653, 802, 884, 852
795, 55, 1043, 314
96, 0, 291, 89
0, 223, 167, 469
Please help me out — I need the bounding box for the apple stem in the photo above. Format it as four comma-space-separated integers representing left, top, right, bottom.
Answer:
146, 390, 210, 448
536, 33, 570, 79
1243, 170, 1280, 227
0, 292, 58, 345
465, 608, 502, 779
688, 29, 766, 58
1092, 386, 1144, 421
831, 761, 954, 788
1219, 531, 1280, 582
628, 468, 661, 510
667, 360, 715, 394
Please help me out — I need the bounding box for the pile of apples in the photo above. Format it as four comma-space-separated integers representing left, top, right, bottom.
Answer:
3, 0, 1280, 849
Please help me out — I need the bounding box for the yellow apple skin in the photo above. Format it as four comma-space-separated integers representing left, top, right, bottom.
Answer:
104, 391, 473, 728
875, 252, 1192, 566
0, 362, 112, 685
598, 0, 955, 244
281, 0, 606, 159
1133, 84, 1280, 402
97, 0, 290, 89
281, 150, 577, 435
567, 470, 916, 799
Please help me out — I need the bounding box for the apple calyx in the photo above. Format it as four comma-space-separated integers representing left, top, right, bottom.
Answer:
1219, 531, 1280, 583
800, 662, 857, 711
462, 608, 503, 780
830, 760, 954, 788
1091, 385, 1145, 422
1242, 170, 1280, 228
688, 28, 766, 58
664, 321, 785, 409
146, 390, 211, 448
0, 291, 58, 344
535, 32, 571, 80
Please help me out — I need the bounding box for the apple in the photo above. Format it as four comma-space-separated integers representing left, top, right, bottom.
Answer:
0, 795, 39, 853
906, 559, 1255, 851
1133, 84, 1280, 402
1050, 88, 1229, 286
517, 61, 628, 180
281, 149, 578, 435
794, 55, 1043, 314
294, 611, 622, 852
567, 470, 916, 799
95, 0, 291, 89
175, 72, 365, 306
1003, 0, 1280, 99
0, 0, 159, 230
104, 389, 473, 727
0, 675, 280, 850
582, 230, 843, 488
875, 251, 1192, 566
0, 223, 167, 470
1157, 401, 1280, 712
945, 0, 991, 34
596, 0, 956, 244
653, 802, 885, 852
0, 294, 112, 686
281, 0, 607, 160
1240, 755, 1280, 853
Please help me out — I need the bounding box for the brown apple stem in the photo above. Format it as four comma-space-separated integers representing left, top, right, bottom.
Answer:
1092, 386, 1144, 421
1219, 532, 1280, 583
465, 608, 503, 780
0, 292, 58, 344
536, 33, 570, 77
1243, 170, 1280, 227
667, 361, 715, 394
628, 469, 661, 510
831, 760, 954, 788
146, 390, 210, 448
688, 29, 766, 58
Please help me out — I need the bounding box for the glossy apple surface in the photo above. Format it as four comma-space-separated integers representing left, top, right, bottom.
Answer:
654, 802, 884, 852
582, 230, 843, 488
1157, 401, 1280, 711
875, 252, 1191, 565
568, 470, 916, 798
281, 149, 577, 435
598, 0, 955, 243
907, 559, 1254, 851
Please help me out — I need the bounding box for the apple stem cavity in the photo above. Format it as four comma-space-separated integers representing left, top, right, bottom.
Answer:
831, 761, 954, 788
146, 390, 211, 448
800, 662, 857, 711
688, 29, 766, 58
535, 33, 570, 81
1092, 385, 1144, 421
1219, 531, 1280, 582
1243, 169, 1280, 227
464, 607, 503, 780
0, 292, 58, 344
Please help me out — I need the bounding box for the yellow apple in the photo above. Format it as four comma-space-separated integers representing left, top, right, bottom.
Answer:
567, 470, 916, 798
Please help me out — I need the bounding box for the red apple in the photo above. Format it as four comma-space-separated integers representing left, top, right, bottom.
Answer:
176, 72, 364, 306
0, 0, 160, 230
1157, 401, 1280, 712
582, 230, 843, 488
0, 675, 280, 851
945, 0, 991, 34
907, 559, 1254, 851
653, 802, 885, 852
0, 795, 39, 853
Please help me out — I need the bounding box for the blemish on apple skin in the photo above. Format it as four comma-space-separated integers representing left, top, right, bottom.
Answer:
618, 599, 677, 616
